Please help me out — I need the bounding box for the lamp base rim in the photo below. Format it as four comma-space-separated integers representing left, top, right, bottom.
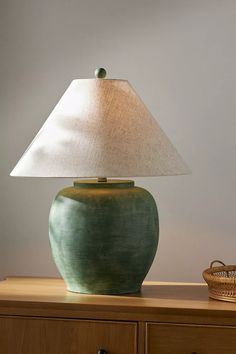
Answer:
66, 286, 142, 295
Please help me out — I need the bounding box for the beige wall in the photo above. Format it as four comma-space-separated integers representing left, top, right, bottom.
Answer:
1, 0, 236, 282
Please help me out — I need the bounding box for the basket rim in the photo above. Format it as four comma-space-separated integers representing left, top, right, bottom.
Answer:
204, 264, 236, 273
203, 265, 236, 284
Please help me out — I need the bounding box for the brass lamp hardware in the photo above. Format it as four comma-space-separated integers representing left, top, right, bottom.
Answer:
97, 177, 107, 182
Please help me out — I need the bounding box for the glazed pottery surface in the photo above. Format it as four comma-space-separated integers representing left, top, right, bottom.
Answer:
49, 180, 159, 294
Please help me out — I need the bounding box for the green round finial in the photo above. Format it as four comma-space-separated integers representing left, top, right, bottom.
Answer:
95, 68, 107, 79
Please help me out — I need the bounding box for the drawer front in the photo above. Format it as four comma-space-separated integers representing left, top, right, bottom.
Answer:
0, 316, 137, 354
146, 323, 236, 354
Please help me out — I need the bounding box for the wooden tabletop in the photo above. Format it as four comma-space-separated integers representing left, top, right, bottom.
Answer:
0, 277, 235, 314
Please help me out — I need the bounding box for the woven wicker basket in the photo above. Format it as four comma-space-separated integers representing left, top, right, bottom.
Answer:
203, 260, 236, 302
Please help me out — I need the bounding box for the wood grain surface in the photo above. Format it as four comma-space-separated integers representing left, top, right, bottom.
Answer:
147, 323, 236, 354
0, 277, 235, 324
0, 317, 137, 354
1, 278, 236, 353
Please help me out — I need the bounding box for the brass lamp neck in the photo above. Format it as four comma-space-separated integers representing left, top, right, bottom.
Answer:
97, 177, 107, 183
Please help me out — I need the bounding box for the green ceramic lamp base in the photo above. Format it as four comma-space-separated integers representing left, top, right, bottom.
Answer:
49, 179, 159, 294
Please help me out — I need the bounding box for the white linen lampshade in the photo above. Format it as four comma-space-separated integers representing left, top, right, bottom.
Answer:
11, 78, 189, 177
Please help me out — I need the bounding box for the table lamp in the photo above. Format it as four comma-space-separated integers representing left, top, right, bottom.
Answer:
11, 68, 190, 294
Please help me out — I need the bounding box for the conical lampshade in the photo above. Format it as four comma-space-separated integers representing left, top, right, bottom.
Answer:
11, 78, 190, 177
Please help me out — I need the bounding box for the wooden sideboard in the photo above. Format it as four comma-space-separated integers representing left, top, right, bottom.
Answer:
0, 277, 236, 353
